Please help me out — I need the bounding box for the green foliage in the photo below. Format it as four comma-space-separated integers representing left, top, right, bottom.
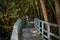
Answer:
0, 0, 58, 40
0, 0, 36, 39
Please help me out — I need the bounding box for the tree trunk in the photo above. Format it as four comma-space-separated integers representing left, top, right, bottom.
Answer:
6, 0, 8, 14
33, 0, 38, 17
54, 1, 60, 40
54, 0, 60, 24
39, 0, 48, 30
35, 0, 40, 17
39, 0, 48, 22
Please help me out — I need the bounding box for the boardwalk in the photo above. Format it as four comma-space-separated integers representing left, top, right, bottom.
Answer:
11, 18, 60, 40
20, 22, 44, 40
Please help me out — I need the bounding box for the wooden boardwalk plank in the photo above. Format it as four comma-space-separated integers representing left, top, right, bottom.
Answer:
20, 22, 44, 40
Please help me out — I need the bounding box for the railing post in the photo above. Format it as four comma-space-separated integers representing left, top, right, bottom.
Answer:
42, 22, 44, 37
59, 26, 60, 40
48, 24, 50, 40
34, 18, 37, 28
37, 20, 40, 33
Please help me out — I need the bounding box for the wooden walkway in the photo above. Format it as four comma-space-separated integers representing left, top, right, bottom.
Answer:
20, 22, 44, 40
11, 18, 60, 40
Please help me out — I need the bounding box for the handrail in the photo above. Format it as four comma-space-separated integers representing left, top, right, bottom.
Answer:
34, 18, 60, 40
11, 17, 26, 40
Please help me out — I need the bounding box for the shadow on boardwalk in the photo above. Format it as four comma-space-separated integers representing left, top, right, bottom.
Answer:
20, 22, 44, 40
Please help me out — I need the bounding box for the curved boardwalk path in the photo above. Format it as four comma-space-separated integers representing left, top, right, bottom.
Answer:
20, 22, 44, 40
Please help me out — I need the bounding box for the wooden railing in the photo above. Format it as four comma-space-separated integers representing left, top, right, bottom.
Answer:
34, 18, 60, 40
11, 17, 26, 40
